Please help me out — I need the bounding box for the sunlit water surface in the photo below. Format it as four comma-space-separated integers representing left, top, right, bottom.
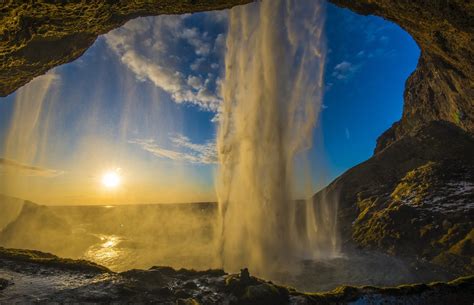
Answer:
34, 205, 452, 292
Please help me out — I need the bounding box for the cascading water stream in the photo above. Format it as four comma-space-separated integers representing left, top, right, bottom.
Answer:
217, 0, 338, 277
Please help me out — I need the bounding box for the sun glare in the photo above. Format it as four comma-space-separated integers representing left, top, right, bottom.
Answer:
102, 171, 121, 189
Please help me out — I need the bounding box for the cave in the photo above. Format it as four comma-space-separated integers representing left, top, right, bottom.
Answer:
0, 0, 473, 304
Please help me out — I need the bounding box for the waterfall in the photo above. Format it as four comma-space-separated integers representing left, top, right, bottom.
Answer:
217, 0, 336, 277
0, 73, 61, 198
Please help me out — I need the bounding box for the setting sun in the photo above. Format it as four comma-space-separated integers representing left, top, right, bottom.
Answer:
102, 171, 121, 189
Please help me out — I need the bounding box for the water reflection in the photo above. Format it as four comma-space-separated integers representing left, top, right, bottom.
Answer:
84, 235, 125, 269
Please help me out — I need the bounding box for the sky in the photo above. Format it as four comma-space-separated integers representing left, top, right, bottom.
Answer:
0, 2, 420, 205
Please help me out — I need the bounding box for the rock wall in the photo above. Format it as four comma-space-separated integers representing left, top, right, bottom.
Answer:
0, 0, 251, 96
1, 1, 473, 149
313, 121, 474, 275
330, 0, 473, 152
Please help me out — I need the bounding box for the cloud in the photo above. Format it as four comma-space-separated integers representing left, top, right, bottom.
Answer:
332, 61, 361, 80
129, 134, 217, 164
0, 158, 64, 177
104, 14, 226, 113
345, 128, 351, 140
179, 27, 211, 56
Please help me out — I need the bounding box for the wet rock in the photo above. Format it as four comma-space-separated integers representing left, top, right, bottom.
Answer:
443, 219, 453, 230
174, 289, 191, 298
184, 281, 198, 289
240, 268, 251, 284
0, 278, 13, 291
176, 298, 200, 305
224, 269, 288, 305
157, 286, 173, 296
240, 283, 288, 305
0, 247, 473, 304
0, 246, 109, 274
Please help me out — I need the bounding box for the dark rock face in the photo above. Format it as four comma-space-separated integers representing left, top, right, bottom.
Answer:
313, 121, 474, 275
0, 0, 251, 96
330, 0, 474, 152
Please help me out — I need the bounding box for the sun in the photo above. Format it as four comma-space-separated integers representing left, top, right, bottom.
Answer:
102, 171, 121, 189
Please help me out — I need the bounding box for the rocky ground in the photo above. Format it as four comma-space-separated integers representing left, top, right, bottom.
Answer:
0, 247, 473, 305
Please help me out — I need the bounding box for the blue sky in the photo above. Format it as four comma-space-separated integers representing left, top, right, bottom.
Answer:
0, 2, 419, 204
317, 4, 420, 182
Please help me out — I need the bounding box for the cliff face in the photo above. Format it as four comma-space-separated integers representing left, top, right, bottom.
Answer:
313, 121, 474, 275
330, 0, 473, 152
0, 0, 251, 97
309, 0, 474, 275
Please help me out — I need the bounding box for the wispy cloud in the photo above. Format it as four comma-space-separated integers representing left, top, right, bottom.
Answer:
0, 158, 64, 177
331, 61, 361, 80
129, 134, 217, 164
104, 14, 226, 113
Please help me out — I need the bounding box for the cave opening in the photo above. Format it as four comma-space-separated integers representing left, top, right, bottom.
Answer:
3, 0, 456, 294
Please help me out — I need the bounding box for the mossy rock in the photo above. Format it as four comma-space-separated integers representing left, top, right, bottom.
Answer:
0, 247, 109, 273
240, 283, 288, 305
